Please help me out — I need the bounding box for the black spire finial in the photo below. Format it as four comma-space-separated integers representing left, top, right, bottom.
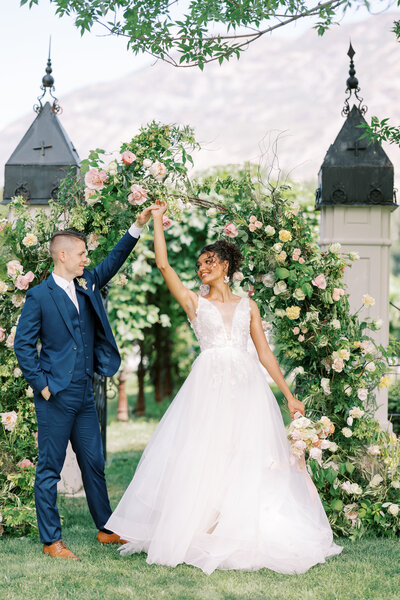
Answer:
34, 38, 62, 115
342, 42, 367, 117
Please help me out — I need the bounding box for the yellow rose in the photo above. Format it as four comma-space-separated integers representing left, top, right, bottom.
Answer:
286, 306, 301, 320
378, 375, 391, 389
22, 233, 38, 247
279, 229, 292, 242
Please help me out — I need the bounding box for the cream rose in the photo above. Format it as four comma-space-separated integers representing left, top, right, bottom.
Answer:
1, 410, 18, 431
128, 184, 147, 206
149, 161, 168, 181
273, 281, 287, 295
362, 294, 375, 307
264, 225, 275, 236
278, 229, 292, 242
286, 306, 301, 320
7, 260, 24, 278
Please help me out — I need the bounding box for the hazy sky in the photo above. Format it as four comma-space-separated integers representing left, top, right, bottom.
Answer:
1, 0, 399, 131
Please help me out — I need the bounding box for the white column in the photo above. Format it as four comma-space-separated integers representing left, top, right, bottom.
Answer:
319, 205, 392, 427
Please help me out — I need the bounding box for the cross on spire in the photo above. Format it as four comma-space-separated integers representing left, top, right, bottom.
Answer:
346, 140, 366, 157
33, 140, 53, 156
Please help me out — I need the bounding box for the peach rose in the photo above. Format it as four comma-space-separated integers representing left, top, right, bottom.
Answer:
85, 187, 101, 205
84, 168, 108, 190
224, 224, 238, 238
332, 288, 344, 301
312, 274, 327, 289
0, 327, 6, 342
19, 458, 35, 469
249, 215, 256, 223
128, 184, 147, 206
298, 257, 305, 264
7, 260, 24, 278
162, 216, 173, 230
15, 271, 34, 291
121, 150, 136, 165
249, 223, 257, 232
255, 221, 263, 229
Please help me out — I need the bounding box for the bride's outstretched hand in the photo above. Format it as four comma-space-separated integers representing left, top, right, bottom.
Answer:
287, 396, 305, 419
152, 200, 168, 219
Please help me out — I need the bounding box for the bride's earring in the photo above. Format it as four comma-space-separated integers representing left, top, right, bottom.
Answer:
224, 274, 230, 284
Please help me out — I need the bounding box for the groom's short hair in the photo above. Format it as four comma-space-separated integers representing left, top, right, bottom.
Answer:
50, 230, 87, 261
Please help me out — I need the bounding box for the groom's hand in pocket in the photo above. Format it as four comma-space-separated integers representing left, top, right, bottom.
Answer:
41, 385, 51, 401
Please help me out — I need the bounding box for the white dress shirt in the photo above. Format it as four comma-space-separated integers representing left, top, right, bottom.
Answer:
52, 273, 80, 313
128, 223, 143, 238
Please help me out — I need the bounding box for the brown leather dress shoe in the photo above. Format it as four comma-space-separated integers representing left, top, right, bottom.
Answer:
43, 540, 79, 560
97, 531, 128, 545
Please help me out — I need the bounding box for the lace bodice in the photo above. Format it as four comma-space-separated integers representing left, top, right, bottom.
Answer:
190, 296, 250, 352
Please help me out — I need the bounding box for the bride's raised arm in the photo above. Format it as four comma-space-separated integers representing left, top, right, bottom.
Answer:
152, 201, 198, 321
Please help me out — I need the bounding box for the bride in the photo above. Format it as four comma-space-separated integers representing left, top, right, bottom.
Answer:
105, 201, 342, 574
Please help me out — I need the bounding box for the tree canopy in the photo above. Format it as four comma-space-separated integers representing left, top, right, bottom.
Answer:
20, 0, 388, 68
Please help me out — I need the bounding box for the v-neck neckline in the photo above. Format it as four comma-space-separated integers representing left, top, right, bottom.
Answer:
200, 296, 244, 340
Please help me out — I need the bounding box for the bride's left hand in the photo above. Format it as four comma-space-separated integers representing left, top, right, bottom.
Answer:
287, 396, 305, 419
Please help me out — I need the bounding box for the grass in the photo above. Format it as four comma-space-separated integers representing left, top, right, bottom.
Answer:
1, 381, 399, 600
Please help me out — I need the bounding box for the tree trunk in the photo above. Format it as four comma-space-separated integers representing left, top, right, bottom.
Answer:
154, 323, 163, 404
116, 368, 129, 421
164, 331, 173, 398
135, 341, 146, 415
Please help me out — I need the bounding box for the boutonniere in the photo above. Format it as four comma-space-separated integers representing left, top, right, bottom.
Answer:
76, 277, 87, 290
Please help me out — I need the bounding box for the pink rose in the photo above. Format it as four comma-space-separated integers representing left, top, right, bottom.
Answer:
293, 327, 300, 335
249, 223, 257, 232
249, 216, 256, 224
292, 254, 299, 261
0, 327, 6, 342
15, 271, 34, 291
121, 151, 136, 165
332, 288, 344, 301
128, 184, 147, 206
0, 219, 7, 232
224, 224, 238, 238
162, 216, 173, 230
293, 248, 301, 256
7, 260, 24, 278
312, 274, 327, 289
232, 271, 244, 282
298, 257, 305, 264
19, 458, 35, 469
84, 168, 108, 190
255, 221, 263, 229
85, 187, 100, 205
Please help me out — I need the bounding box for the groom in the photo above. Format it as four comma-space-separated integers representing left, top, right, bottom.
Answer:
14, 208, 153, 560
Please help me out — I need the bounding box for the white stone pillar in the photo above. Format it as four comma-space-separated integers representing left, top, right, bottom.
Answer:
319, 204, 392, 427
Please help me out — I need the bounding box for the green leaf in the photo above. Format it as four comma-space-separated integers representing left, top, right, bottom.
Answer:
275, 267, 290, 279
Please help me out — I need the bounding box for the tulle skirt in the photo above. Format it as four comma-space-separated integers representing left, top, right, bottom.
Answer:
106, 346, 342, 574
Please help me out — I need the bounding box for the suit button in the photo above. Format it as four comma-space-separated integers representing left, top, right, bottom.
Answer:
69, 370, 72, 374
73, 347, 77, 350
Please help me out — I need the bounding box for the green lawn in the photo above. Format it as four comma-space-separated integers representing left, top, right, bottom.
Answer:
1, 384, 399, 600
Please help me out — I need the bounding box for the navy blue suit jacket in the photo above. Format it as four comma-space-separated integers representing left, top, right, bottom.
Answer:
14, 231, 139, 396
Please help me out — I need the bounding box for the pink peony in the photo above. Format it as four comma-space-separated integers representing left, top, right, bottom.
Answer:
7, 260, 24, 278
312, 274, 327, 289
0, 327, 6, 342
162, 216, 173, 230
332, 287, 344, 301
121, 150, 136, 165
128, 184, 147, 206
15, 271, 34, 291
19, 458, 35, 469
224, 224, 238, 238
249, 223, 257, 232
84, 168, 108, 190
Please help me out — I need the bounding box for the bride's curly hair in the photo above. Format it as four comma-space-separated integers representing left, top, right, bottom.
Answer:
198, 240, 243, 279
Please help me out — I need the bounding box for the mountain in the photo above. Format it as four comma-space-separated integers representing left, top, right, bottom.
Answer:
1, 12, 399, 187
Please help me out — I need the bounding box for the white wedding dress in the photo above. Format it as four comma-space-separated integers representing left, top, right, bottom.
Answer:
106, 296, 342, 574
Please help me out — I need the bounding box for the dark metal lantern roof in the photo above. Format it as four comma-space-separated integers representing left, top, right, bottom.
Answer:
3, 54, 80, 205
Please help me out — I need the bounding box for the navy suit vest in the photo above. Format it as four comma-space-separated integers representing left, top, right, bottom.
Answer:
64, 292, 95, 382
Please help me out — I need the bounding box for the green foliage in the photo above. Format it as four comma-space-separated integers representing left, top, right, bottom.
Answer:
20, 0, 362, 67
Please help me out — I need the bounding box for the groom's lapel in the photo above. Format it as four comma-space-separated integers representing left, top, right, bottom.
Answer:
47, 275, 78, 342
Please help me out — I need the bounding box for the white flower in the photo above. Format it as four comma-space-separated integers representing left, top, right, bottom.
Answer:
388, 504, 399, 516
261, 321, 272, 332
349, 252, 360, 261
0, 280, 8, 294
349, 406, 364, 419
26, 386, 34, 398
275, 309, 286, 318
5, 326, 16, 349
369, 474, 383, 487
321, 378, 331, 395
325, 461, 339, 471
272, 243, 283, 253
342, 427, 353, 438
114, 273, 128, 286
87, 233, 100, 251
293, 288, 305, 301
309, 447, 322, 464
391, 481, 400, 489
261, 273, 275, 288
11, 293, 25, 308
276, 251, 287, 263
22, 233, 38, 247
357, 388, 368, 402
292, 366, 305, 376
362, 294, 375, 307
329, 242, 342, 253
143, 158, 153, 168
330, 319, 341, 330
332, 358, 344, 373
13, 367, 22, 378
365, 361, 376, 373
328, 442, 339, 453
273, 280, 287, 295
347, 416, 353, 426
149, 161, 168, 181
1, 410, 18, 432
344, 386, 353, 397
160, 314, 171, 327
373, 318, 383, 330
206, 207, 218, 218
367, 445, 380, 456
106, 160, 118, 175
232, 271, 244, 283
265, 225, 275, 236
